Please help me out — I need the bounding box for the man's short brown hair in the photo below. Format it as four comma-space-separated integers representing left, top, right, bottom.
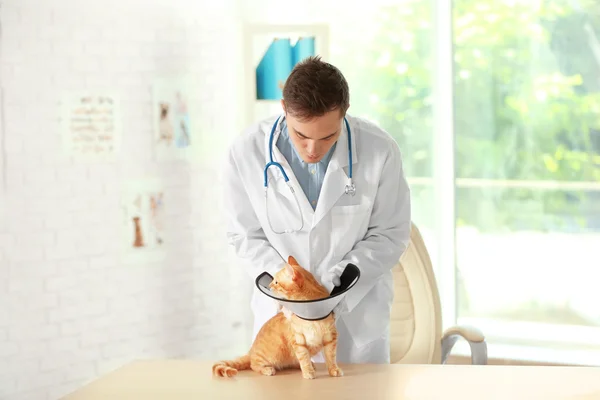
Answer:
282, 56, 350, 121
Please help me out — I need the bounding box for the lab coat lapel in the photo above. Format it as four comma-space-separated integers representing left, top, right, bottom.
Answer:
263, 120, 315, 228
313, 118, 358, 226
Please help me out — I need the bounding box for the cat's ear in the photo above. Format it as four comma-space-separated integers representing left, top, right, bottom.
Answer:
285, 264, 302, 283
284, 263, 295, 277
287, 256, 299, 266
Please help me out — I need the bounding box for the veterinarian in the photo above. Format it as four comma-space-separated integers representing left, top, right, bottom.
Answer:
222, 56, 411, 364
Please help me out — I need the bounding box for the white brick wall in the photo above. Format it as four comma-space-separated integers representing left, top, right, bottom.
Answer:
0, 0, 255, 399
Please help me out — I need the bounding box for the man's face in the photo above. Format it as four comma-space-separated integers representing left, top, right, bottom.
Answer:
282, 104, 343, 164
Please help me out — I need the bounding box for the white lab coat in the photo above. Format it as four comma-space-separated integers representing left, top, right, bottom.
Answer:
222, 114, 411, 364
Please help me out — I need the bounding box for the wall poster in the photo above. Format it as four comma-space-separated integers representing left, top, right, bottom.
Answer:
60, 92, 122, 161
152, 77, 199, 161
120, 178, 167, 264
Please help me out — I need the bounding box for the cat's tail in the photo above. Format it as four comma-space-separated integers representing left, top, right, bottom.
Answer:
212, 354, 251, 378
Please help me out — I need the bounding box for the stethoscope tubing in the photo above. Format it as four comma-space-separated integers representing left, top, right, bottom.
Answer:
263, 115, 355, 234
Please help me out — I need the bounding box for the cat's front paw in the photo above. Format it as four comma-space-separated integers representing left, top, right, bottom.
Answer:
302, 367, 316, 380
260, 366, 276, 376
328, 365, 343, 377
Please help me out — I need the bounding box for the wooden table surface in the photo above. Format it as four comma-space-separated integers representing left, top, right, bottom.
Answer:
61, 359, 600, 400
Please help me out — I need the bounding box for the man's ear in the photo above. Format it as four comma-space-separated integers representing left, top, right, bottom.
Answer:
280, 99, 286, 114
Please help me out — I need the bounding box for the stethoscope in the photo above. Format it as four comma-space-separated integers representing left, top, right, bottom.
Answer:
263, 115, 355, 234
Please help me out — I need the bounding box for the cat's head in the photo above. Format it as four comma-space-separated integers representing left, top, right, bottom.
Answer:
269, 256, 329, 301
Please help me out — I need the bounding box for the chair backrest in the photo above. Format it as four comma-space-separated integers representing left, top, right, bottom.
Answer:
389, 222, 443, 364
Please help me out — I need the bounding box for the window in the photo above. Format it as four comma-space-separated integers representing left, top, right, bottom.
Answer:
329, 0, 437, 229
331, 0, 600, 361
453, 0, 600, 347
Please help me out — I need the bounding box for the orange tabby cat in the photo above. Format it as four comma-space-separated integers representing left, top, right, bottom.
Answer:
212, 256, 343, 380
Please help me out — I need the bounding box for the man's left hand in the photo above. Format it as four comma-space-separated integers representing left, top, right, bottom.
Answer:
322, 270, 341, 292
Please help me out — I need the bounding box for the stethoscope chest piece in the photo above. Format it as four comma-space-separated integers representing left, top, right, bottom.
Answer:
345, 180, 356, 196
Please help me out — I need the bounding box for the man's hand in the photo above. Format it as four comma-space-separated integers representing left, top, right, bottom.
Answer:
325, 272, 341, 287
322, 270, 341, 292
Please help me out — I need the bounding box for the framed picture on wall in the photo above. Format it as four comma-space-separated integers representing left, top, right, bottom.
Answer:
59, 91, 122, 162
119, 177, 167, 264
152, 77, 201, 162
242, 24, 330, 127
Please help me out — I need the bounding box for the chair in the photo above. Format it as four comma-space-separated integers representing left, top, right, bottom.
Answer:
389, 222, 488, 365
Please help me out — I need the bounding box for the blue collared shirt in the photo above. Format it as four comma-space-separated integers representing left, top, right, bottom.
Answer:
276, 120, 337, 210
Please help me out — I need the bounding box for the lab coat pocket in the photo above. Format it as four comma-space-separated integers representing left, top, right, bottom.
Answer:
331, 203, 371, 259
